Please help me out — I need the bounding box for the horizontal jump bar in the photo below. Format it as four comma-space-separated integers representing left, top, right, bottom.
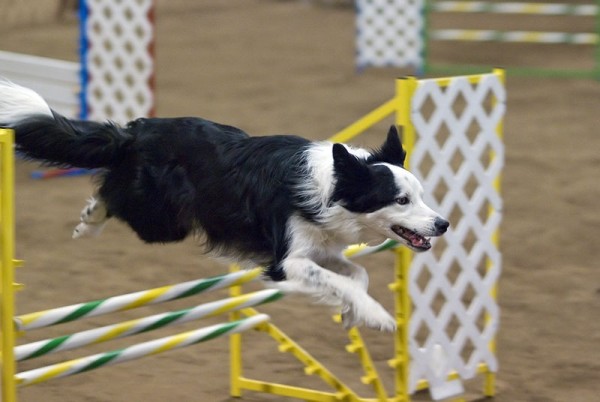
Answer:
431, 29, 598, 44
431, 1, 597, 16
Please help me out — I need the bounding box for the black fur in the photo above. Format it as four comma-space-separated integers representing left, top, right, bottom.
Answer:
12, 114, 315, 271
10, 111, 408, 283
331, 144, 399, 213
367, 126, 406, 167
15, 112, 133, 168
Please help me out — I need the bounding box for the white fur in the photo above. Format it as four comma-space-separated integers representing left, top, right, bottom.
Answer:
73, 197, 108, 239
0, 79, 53, 125
297, 143, 375, 222
266, 146, 446, 331
356, 163, 442, 247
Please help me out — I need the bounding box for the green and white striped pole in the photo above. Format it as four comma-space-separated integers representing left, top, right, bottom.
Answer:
15, 268, 262, 332
15, 289, 282, 361
16, 314, 270, 387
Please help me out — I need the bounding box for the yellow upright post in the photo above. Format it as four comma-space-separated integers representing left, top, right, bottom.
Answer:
395, 76, 418, 160
390, 76, 419, 402
483, 68, 505, 397
0, 128, 17, 402
229, 264, 243, 398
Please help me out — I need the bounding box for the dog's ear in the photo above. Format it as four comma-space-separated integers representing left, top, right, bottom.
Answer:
332, 143, 371, 181
332, 144, 373, 205
332, 143, 397, 212
368, 125, 407, 167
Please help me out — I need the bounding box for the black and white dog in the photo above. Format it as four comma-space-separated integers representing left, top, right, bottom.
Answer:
0, 79, 448, 331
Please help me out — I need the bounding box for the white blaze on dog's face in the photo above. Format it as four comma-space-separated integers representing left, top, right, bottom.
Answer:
331, 126, 449, 251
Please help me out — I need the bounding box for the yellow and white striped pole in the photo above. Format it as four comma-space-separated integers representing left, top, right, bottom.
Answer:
15, 268, 262, 332
16, 289, 282, 361
16, 314, 270, 387
432, 1, 597, 16
431, 29, 598, 45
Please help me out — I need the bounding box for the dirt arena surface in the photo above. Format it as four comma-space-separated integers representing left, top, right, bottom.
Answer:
2, 1, 599, 401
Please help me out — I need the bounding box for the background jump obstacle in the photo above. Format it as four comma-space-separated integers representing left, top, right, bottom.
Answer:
0, 0, 155, 123
356, 0, 600, 79
80, 0, 155, 123
231, 70, 505, 401
0, 0, 155, 179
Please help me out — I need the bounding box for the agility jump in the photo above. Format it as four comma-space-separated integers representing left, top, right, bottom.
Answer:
0, 229, 274, 396
14, 269, 277, 387
425, 1, 600, 78
356, 0, 600, 79
1, 70, 504, 401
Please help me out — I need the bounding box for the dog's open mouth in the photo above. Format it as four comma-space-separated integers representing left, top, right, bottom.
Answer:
391, 225, 431, 251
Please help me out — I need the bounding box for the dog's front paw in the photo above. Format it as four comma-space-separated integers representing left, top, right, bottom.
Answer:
341, 302, 396, 332
365, 310, 397, 332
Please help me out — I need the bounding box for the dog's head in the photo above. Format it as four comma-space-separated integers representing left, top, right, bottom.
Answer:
331, 126, 448, 252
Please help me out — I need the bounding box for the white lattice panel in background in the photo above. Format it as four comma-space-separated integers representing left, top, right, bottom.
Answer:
407, 73, 505, 394
355, 0, 424, 69
84, 0, 154, 124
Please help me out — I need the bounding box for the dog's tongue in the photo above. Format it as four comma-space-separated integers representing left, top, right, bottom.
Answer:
406, 231, 431, 249
410, 233, 425, 247
392, 225, 432, 250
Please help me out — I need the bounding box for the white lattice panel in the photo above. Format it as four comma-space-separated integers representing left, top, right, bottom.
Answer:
407, 73, 505, 394
355, 0, 424, 69
84, 0, 154, 124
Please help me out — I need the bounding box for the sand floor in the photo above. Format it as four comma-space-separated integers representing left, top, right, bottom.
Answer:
1, 1, 599, 401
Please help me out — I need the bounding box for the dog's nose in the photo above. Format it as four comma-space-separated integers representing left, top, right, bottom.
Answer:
434, 217, 449, 234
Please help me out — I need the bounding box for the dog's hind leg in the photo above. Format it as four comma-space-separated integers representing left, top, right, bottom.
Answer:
269, 257, 395, 332
72, 196, 109, 239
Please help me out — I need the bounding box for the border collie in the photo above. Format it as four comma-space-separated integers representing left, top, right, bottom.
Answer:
0, 78, 448, 331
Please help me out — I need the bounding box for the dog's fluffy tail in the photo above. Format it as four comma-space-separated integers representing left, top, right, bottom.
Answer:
0, 78, 133, 168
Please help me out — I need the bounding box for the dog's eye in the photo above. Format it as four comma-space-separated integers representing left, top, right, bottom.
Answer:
395, 196, 410, 205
